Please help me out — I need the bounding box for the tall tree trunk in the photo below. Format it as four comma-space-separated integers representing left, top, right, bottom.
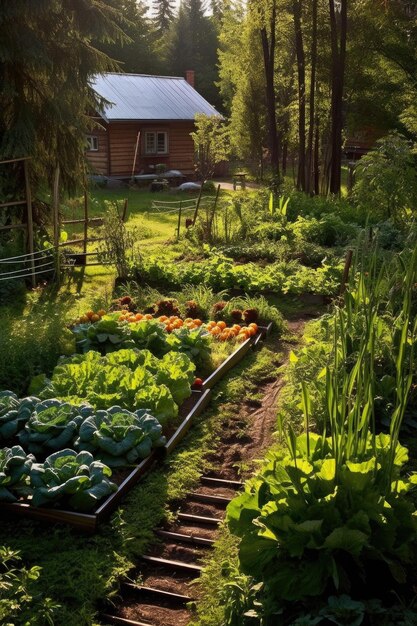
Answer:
328, 0, 347, 195
260, 0, 280, 177
306, 0, 317, 194
292, 0, 306, 191
282, 140, 288, 176
314, 113, 320, 195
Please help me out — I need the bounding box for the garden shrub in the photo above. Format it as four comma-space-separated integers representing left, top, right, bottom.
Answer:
290, 214, 359, 247
352, 132, 417, 222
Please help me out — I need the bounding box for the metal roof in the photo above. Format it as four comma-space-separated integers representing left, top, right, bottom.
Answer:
91, 73, 221, 122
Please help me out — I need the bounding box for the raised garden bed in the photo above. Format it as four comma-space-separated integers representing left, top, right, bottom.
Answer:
0, 325, 270, 531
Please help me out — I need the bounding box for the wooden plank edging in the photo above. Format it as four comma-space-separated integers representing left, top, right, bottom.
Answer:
0, 326, 269, 529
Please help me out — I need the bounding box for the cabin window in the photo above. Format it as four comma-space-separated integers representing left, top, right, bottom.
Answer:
86, 135, 99, 151
144, 131, 168, 155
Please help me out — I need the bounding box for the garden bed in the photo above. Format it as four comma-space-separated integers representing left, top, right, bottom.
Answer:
0, 326, 270, 531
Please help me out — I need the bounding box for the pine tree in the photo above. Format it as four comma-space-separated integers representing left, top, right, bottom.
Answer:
0, 0, 124, 193
98, 0, 159, 74
166, 0, 221, 107
153, 0, 176, 34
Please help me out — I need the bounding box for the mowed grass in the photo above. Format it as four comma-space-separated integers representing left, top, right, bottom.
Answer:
62, 186, 202, 245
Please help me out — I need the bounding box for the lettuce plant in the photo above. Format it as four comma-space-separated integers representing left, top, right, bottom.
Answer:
0, 392, 40, 442
30, 348, 192, 424
30, 449, 117, 511
18, 400, 92, 455
0, 446, 35, 502
148, 351, 195, 405
168, 327, 211, 369
75, 406, 166, 467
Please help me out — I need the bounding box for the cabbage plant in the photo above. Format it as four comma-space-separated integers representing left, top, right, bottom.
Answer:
75, 406, 166, 467
19, 400, 92, 455
30, 449, 117, 511
0, 446, 35, 502
0, 392, 40, 442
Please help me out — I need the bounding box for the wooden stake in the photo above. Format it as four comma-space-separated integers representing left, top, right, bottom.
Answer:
131, 131, 141, 180
192, 183, 204, 226
340, 249, 353, 295
83, 188, 88, 256
53, 165, 60, 281
23, 160, 35, 287
121, 198, 128, 222
176, 202, 182, 239
208, 184, 221, 236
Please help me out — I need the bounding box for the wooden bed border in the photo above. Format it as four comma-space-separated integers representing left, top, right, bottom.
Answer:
0, 324, 271, 531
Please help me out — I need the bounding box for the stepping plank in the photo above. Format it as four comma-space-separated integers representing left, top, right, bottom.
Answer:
200, 476, 243, 489
140, 555, 202, 575
189, 492, 232, 506
178, 512, 221, 526
100, 614, 153, 626
122, 582, 193, 604
156, 529, 214, 547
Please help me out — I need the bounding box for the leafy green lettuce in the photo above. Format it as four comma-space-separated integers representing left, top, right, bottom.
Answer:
0, 445, 35, 502
18, 400, 93, 455
0, 392, 40, 442
75, 406, 166, 467
30, 449, 117, 511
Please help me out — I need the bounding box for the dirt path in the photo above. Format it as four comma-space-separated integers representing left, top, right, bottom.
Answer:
100, 319, 308, 626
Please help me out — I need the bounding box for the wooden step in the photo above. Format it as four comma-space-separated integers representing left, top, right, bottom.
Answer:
156, 529, 214, 547
140, 555, 202, 575
100, 614, 153, 626
189, 492, 232, 506
177, 512, 221, 526
122, 582, 193, 604
200, 476, 243, 489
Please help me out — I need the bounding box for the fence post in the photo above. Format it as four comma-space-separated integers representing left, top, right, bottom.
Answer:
177, 202, 182, 239
23, 159, 36, 288
53, 165, 61, 282
83, 188, 88, 257
192, 183, 204, 225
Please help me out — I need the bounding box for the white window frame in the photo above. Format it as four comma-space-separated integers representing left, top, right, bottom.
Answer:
86, 135, 98, 151
144, 131, 168, 155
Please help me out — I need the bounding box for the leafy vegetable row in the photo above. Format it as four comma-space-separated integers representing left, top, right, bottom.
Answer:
0, 446, 117, 511
1, 391, 166, 466
30, 348, 196, 424
134, 253, 343, 295
71, 315, 211, 368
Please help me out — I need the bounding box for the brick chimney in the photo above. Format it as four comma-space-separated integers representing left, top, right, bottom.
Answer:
185, 70, 195, 88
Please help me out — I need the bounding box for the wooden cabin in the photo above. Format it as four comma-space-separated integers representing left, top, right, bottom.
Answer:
344, 126, 383, 161
86, 72, 220, 179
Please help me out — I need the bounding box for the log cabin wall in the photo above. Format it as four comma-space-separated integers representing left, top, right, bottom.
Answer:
85, 123, 109, 175
85, 120, 196, 178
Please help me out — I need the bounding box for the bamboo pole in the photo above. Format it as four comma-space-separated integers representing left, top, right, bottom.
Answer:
23, 159, 35, 287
